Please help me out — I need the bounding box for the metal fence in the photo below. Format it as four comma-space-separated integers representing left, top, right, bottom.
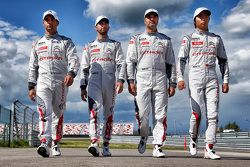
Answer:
0, 104, 12, 146
0, 100, 39, 147
11, 100, 39, 146
110, 132, 250, 152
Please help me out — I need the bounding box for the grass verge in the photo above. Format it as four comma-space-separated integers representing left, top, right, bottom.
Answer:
60, 138, 184, 150
0, 139, 30, 148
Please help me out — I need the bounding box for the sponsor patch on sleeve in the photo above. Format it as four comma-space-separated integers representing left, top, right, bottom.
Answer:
181, 39, 186, 46
129, 40, 134, 44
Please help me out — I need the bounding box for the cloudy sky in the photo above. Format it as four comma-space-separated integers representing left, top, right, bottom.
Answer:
0, 0, 249, 134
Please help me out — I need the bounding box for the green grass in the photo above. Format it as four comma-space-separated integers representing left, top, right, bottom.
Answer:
1, 138, 184, 150
0, 139, 30, 148
60, 138, 184, 150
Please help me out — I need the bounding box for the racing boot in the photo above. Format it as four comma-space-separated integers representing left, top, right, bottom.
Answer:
37, 142, 50, 158
138, 136, 147, 154
153, 145, 165, 158
204, 144, 221, 160
189, 138, 197, 156
88, 142, 100, 157
52, 141, 61, 156
102, 142, 111, 157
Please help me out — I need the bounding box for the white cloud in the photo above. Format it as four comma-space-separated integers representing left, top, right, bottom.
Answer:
0, 20, 11, 27
0, 20, 38, 106
6, 27, 36, 40
0, 38, 17, 63
222, 0, 250, 36
84, 0, 193, 26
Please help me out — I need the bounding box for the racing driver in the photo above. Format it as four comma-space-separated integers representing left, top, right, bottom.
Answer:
28, 10, 80, 157
177, 7, 230, 160
126, 8, 177, 158
80, 16, 126, 157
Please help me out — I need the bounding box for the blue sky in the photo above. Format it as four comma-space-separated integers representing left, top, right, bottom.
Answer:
0, 0, 250, 134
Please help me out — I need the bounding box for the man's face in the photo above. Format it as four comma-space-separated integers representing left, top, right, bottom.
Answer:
144, 13, 158, 30
195, 11, 210, 31
43, 15, 58, 35
95, 20, 109, 35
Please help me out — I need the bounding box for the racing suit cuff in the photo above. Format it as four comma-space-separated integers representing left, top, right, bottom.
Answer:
127, 79, 135, 84
223, 79, 229, 84
169, 82, 177, 88
80, 85, 87, 91
177, 77, 184, 82
67, 71, 76, 78
28, 82, 36, 90
117, 79, 125, 83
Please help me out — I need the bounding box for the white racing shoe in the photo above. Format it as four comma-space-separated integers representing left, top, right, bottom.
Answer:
138, 137, 147, 154
52, 144, 61, 156
204, 145, 221, 160
88, 142, 100, 157
102, 146, 111, 157
189, 139, 197, 156
37, 143, 50, 158
153, 145, 165, 158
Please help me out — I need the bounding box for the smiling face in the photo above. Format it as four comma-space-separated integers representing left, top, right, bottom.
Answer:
144, 13, 158, 32
43, 15, 59, 35
195, 11, 210, 31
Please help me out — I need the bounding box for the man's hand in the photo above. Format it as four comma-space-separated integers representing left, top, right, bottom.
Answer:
168, 86, 176, 97
178, 81, 186, 90
81, 89, 88, 102
222, 83, 229, 93
116, 82, 124, 94
64, 75, 74, 87
128, 83, 137, 96
28, 89, 36, 101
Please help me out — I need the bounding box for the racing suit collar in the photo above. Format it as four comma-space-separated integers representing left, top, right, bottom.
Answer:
145, 30, 158, 36
45, 32, 59, 39
195, 28, 209, 36
96, 36, 109, 43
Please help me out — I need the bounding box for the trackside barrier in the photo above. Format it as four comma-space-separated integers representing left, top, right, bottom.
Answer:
0, 104, 12, 146
11, 100, 39, 147
109, 132, 250, 152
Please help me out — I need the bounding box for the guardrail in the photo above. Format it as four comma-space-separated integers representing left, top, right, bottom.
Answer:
0, 104, 12, 146
11, 100, 39, 146
0, 100, 39, 147
109, 132, 250, 152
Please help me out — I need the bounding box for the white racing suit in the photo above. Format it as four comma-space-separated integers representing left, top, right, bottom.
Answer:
126, 32, 176, 145
80, 38, 126, 144
177, 29, 229, 144
28, 33, 79, 145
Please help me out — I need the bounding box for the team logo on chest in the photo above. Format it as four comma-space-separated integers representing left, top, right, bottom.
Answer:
106, 48, 113, 53
157, 41, 164, 48
53, 45, 63, 57
208, 41, 215, 48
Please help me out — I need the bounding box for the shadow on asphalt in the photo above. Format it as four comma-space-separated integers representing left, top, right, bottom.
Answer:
221, 157, 250, 160
43, 155, 250, 160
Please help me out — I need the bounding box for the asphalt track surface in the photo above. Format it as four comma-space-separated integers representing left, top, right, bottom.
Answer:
0, 148, 249, 167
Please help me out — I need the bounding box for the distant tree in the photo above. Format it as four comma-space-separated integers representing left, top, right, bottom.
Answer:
224, 121, 240, 132
219, 126, 224, 133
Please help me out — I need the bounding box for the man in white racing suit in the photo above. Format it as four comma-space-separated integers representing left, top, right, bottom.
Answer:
177, 7, 229, 160
28, 10, 79, 157
126, 9, 177, 158
80, 16, 126, 157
